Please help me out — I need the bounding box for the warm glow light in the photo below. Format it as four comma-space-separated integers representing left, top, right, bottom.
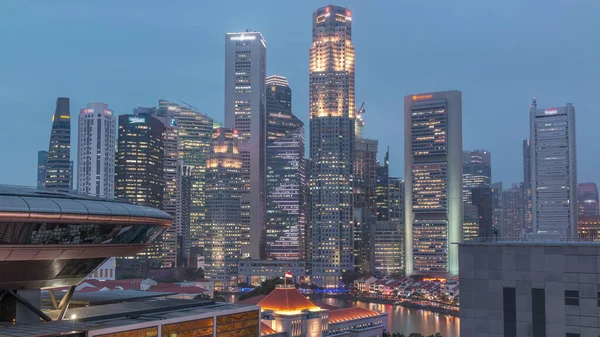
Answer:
412, 94, 433, 101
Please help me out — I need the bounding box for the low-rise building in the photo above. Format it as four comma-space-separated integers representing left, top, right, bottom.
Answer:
459, 240, 600, 337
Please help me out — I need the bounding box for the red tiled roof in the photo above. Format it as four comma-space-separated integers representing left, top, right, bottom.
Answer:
238, 295, 267, 305
328, 307, 380, 324
261, 323, 277, 335
258, 287, 318, 312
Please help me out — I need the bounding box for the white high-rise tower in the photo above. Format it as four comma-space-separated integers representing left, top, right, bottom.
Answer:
77, 102, 116, 198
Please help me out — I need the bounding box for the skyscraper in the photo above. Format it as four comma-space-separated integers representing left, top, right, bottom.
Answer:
577, 183, 599, 216
375, 149, 390, 221
77, 103, 116, 198
491, 182, 503, 229
224, 30, 267, 260
462, 150, 491, 203
265, 75, 306, 261
471, 187, 493, 238
204, 128, 242, 289
115, 114, 165, 265
501, 184, 526, 238
45, 97, 72, 192
522, 138, 533, 232
37, 151, 48, 189
389, 177, 404, 225
309, 5, 356, 287
404, 91, 462, 277
530, 99, 577, 238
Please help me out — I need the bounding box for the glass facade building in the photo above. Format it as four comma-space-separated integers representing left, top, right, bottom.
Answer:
462, 150, 491, 203
309, 5, 356, 287
45, 97, 72, 192
265, 75, 306, 261
37, 150, 48, 189
577, 182, 599, 216
404, 91, 462, 277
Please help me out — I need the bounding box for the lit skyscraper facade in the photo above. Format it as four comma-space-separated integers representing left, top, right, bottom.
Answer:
501, 184, 526, 238
77, 103, 116, 198
522, 138, 533, 231
577, 183, 599, 216
204, 128, 242, 288
471, 187, 493, 238
309, 5, 356, 287
389, 177, 404, 225
462, 150, 491, 203
375, 149, 390, 221
404, 91, 462, 277
45, 97, 72, 192
491, 182, 503, 229
37, 151, 48, 189
224, 31, 267, 259
530, 99, 577, 237
265, 75, 306, 260
115, 114, 165, 264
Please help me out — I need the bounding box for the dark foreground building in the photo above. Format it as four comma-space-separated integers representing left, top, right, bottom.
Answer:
0, 185, 171, 323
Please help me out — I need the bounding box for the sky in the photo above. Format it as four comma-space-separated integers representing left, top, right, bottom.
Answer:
1, 0, 599, 187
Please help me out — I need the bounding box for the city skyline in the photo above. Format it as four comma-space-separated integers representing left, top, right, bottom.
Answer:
2, 1, 598, 188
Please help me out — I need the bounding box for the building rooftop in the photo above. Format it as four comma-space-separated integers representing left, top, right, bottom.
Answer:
327, 307, 381, 324
457, 238, 600, 246
42, 290, 179, 308
258, 286, 318, 312
261, 323, 277, 336
0, 185, 172, 222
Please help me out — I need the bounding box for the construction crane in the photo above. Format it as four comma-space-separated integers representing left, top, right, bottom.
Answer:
356, 102, 365, 116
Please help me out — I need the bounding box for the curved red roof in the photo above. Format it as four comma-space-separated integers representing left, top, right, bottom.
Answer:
257, 287, 318, 312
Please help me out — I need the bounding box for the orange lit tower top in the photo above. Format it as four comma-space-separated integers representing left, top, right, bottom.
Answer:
310, 5, 355, 119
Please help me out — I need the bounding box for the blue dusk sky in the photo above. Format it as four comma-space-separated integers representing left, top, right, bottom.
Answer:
0, 0, 599, 187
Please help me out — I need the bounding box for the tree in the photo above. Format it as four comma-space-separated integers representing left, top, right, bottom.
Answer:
183, 267, 204, 280
341, 270, 363, 286
408, 334, 423, 337
238, 277, 285, 301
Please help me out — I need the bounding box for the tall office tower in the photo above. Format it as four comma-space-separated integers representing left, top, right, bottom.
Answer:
373, 221, 403, 276
37, 151, 48, 189
472, 187, 493, 238
577, 183, 599, 216
530, 99, 577, 237
115, 114, 165, 263
389, 177, 404, 225
491, 182, 503, 229
309, 5, 356, 287
501, 184, 526, 238
45, 97, 72, 192
77, 103, 116, 198
462, 150, 491, 203
148, 100, 213, 266
522, 139, 533, 232
463, 204, 480, 242
224, 31, 267, 260
353, 127, 378, 273
265, 75, 306, 260
375, 149, 390, 221
204, 128, 242, 289
404, 91, 462, 277
134, 104, 180, 268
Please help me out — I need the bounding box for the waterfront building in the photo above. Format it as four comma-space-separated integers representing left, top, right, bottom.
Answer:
37, 151, 48, 189
578, 215, 600, 241
459, 240, 600, 337
45, 97, 72, 192
373, 221, 403, 276
265, 75, 306, 261
529, 98, 577, 237
404, 91, 463, 277
577, 182, 599, 216
238, 260, 306, 286
309, 5, 356, 287
115, 114, 165, 265
204, 128, 242, 289
77, 102, 116, 199
240, 286, 387, 337
0, 185, 170, 323
462, 150, 491, 203
225, 30, 267, 260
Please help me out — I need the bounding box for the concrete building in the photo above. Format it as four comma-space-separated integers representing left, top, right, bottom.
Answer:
530, 98, 577, 238
77, 103, 115, 199
404, 91, 462, 277
459, 241, 600, 337
265, 75, 306, 261
309, 5, 356, 287
462, 150, 491, 203
238, 260, 307, 286
86, 257, 116, 281
204, 128, 242, 289
37, 150, 48, 189
45, 97, 72, 192
578, 183, 599, 216
225, 30, 267, 260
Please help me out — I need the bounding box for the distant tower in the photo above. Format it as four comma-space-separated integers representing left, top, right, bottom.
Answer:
530, 99, 577, 237
375, 148, 390, 221
577, 183, 599, 216
265, 75, 306, 260
309, 5, 356, 287
45, 97, 72, 192
462, 150, 491, 203
204, 128, 242, 289
37, 151, 48, 189
77, 103, 116, 198
404, 91, 462, 277
224, 30, 267, 260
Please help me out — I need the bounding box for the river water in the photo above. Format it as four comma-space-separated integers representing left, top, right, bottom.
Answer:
226, 294, 460, 337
